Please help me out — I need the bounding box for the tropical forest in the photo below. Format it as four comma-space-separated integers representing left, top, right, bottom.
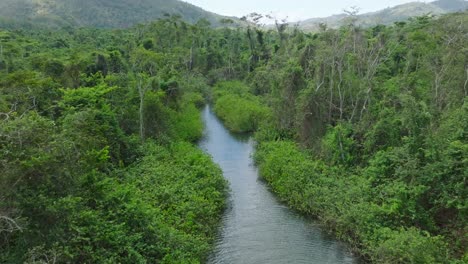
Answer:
0, 0, 467, 263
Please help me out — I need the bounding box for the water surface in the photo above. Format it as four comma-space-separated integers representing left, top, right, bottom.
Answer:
198, 106, 358, 264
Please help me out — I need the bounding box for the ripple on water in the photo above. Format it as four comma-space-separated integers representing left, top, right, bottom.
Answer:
200, 106, 358, 264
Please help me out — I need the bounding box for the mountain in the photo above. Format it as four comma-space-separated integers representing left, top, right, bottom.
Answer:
0, 0, 238, 28
432, 0, 468, 10
298, 0, 468, 31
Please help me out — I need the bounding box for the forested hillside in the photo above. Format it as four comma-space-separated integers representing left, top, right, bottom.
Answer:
0, 0, 236, 28
0, 18, 231, 263
211, 12, 468, 263
298, 0, 467, 31
0, 7, 466, 264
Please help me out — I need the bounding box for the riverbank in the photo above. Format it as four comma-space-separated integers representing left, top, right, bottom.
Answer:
253, 140, 450, 263
210, 80, 464, 263
0, 82, 227, 263
200, 105, 358, 264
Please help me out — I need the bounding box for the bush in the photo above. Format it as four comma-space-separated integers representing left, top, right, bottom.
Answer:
254, 139, 451, 262
369, 227, 449, 264
213, 81, 271, 133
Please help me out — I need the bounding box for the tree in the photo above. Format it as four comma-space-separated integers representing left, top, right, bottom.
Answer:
130, 48, 162, 141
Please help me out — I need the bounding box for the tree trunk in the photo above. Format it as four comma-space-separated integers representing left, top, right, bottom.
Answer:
138, 78, 145, 142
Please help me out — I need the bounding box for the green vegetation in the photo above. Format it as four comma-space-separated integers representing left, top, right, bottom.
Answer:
254, 140, 455, 263
0, 0, 237, 29
210, 11, 467, 263
123, 142, 226, 263
299, 0, 467, 32
0, 82, 227, 263
0, 4, 466, 263
0, 18, 229, 263
213, 81, 271, 132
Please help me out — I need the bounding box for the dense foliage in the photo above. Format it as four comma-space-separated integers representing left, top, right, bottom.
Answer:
213, 81, 271, 132
254, 140, 456, 263
0, 0, 234, 29
0, 8, 466, 263
209, 12, 467, 263
0, 19, 229, 263
299, 0, 467, 31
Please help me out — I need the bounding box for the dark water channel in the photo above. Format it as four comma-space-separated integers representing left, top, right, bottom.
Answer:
198, 106, 358, 264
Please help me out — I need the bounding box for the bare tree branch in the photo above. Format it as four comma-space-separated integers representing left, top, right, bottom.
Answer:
0, 215, 22, 233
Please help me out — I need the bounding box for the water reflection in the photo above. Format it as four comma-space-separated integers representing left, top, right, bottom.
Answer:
198, 106, 358, 264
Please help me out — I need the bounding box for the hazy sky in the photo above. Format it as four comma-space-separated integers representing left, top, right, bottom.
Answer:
184, 0, 431, 21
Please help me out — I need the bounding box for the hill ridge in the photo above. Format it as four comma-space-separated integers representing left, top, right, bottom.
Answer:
297, 0, 467, 31
0, 0, 239, 28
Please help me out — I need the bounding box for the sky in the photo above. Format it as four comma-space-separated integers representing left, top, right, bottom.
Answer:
183, 0, 431, 22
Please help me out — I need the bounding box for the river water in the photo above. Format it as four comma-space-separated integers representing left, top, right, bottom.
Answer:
198, 106, 358, 264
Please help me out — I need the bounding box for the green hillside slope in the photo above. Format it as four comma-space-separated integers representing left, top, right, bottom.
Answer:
0, 0, 236, 28
299, 0, 467, 31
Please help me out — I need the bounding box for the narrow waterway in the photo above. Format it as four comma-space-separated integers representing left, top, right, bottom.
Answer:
198, 106, 358, 264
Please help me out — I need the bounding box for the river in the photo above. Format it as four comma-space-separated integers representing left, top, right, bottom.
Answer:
198, 106, 358, 264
